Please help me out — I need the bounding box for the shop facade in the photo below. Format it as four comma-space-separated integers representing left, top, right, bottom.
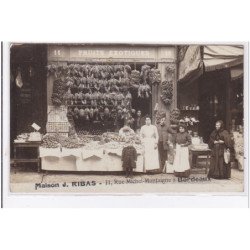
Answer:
10, 43, 244, 173
38, 44, 178, 172
47, 44, 178, 121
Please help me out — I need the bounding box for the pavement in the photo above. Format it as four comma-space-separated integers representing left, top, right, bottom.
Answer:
10, 164, 245, 194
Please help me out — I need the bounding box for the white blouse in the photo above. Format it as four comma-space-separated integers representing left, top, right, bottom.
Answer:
140, 125, 159, 142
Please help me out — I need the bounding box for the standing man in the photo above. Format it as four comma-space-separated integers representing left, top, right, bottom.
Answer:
156, 116, 176, 172
134, 110, 144, 133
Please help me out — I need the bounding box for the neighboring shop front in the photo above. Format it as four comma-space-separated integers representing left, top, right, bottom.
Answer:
177, 44, 244, 169
10, 44, 47, 157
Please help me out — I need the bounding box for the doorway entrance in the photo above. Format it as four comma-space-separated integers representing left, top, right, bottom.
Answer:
198, 69, 230, 142
10, 44, 47, 157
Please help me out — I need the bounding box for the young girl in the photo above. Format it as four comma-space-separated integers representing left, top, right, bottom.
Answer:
173, 124, 191, 178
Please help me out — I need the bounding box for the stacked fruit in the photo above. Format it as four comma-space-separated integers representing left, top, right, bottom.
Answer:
149, 68, 161, 85
59, 137, 82, 148
170, 108, 181, 125
161, 80, 173, 106
41, 134, 60, 148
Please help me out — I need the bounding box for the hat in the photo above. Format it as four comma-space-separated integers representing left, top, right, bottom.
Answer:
178, 123, 187, 131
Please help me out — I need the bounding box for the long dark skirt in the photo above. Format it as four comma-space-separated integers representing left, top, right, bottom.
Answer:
208, 147, 230, 179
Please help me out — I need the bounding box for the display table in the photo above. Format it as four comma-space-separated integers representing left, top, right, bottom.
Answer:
189, 147, 211, 174
40, 146, 144, 172
13, 141, 41, 172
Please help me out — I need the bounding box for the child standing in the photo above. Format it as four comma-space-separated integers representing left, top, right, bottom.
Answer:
173, 124, 191, 178
121, 140, 137, 178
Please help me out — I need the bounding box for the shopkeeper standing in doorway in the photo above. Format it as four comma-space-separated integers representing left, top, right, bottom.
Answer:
156, 115, 176, 171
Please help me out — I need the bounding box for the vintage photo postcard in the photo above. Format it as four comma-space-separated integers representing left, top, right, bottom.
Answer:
4, 43, 247, 195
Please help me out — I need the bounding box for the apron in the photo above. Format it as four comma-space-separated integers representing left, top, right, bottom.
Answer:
173, 144, 190, 172
143, 138, 160, 171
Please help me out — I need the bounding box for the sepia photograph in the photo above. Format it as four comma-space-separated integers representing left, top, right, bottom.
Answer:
8, 43, 245, 194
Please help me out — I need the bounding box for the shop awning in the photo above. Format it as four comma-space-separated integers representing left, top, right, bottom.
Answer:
203, 45, 244, 72
178, 45, 203, 83
230, 64, 243, 80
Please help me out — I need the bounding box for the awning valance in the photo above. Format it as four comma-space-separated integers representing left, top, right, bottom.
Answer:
230, 64, 243, 80
178, 45, 203, 83
203, 45, 244, 72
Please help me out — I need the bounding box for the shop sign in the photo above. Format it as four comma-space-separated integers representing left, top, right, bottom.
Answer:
71, 46, 157, 61
48, 45, 176, 61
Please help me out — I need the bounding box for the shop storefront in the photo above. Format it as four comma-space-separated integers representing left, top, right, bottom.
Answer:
11, 44, 178, 172
10, 43, 244, 173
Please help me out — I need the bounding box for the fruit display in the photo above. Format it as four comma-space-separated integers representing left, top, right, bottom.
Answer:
140, 65, 151, 83
131, 69, 140, 84
60, 137, 83, 148
77, 129, 103, 135
165, 63, 175, 80
41, 133, 84, 148
47, 63, 167, 133
161, 80, 173, 106
102, 132, 125, 143
48, 63, 158, 106
51, 78, 67, 106
138, 84, 151, 98
179, 116, 199, 126
83, 141, 104, 150
16, 133, 30, 141
41, 134, 60, 148
149, 68, 161, 85
155, 110, 166, 124
41, 128, 143, 151
170, 108, 181, 125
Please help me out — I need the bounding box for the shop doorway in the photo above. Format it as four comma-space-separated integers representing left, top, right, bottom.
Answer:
198, 69, 230, 142
130, 63, 153, 118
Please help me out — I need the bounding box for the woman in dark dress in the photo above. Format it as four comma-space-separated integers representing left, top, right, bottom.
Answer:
208, 120, 231, 179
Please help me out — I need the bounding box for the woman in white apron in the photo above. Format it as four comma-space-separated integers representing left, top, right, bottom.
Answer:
140, 116, 160, 171
173, 124, 191, 177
